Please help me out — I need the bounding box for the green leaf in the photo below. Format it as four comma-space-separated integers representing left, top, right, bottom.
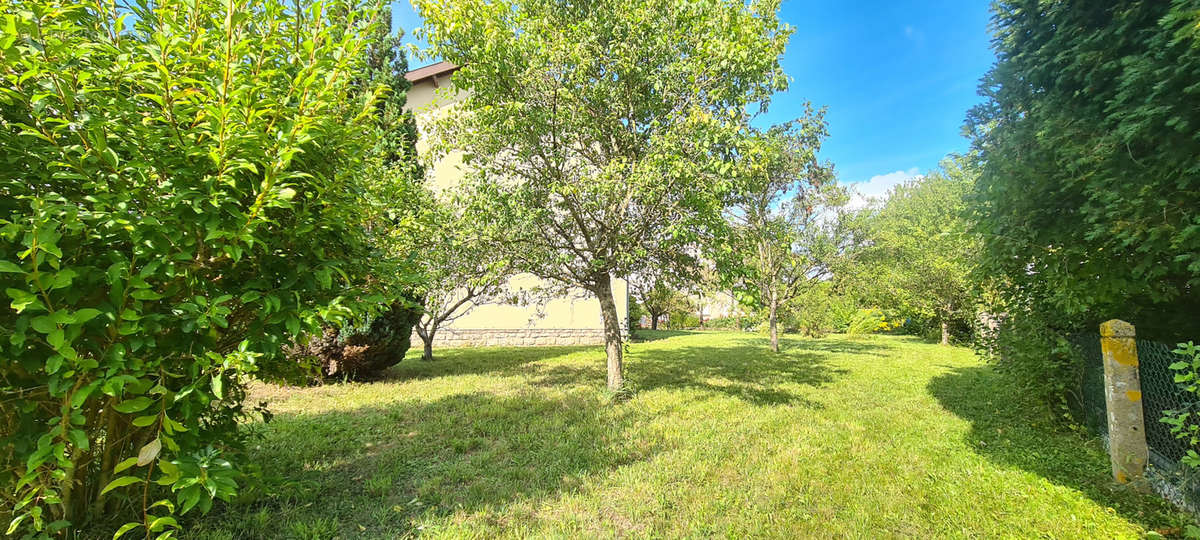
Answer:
0, 260, 22, 273
113, 397, 154, 414
112, 522, 141, 539
30, 315, 56, 334
131, 289, 163, 301
45, 355, 63, 375
67, 429, 89, 450
46, 328, 64, 348
113, 457, 139, 474
7, 513, 28, 535
49, 269, 76, 290
211, 374, 224, 399
100, 475, 142, 495
149, 499, 175, 513
132, 415, 158, 427
6, 288, 40, 313
147, 515, 178, 532
74, 308, 103, 323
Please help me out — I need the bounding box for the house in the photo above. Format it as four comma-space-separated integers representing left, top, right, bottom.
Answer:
404, 62, 629, 347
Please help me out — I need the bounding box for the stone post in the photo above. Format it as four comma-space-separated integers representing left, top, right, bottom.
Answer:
1100, 319, 1148, 485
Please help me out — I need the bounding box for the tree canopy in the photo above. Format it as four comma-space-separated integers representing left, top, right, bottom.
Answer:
413, 0, 792, 390
728, 117, 844, 352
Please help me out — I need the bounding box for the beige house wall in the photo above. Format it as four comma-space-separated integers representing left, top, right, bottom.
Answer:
405, 65, 628, 347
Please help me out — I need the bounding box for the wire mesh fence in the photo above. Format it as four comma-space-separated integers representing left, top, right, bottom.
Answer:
1072, 332, 1200, 509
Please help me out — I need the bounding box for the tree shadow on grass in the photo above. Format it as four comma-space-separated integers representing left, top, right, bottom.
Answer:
515, 336, 856, 407
627, 336, 855, 407
928, 366, 1191, 532
630, 329, 698, 342
383, 345, 592, 381
192, 337, 888, 538
788, 335, 898, 357
190, 390, 648, 539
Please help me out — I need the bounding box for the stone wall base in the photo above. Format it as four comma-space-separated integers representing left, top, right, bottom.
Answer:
411, 328, 607, 348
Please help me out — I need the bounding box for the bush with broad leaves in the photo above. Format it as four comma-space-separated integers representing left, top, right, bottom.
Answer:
0, 0, 410, 536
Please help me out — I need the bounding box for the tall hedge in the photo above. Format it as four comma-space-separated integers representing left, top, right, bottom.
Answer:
0, 1, 403, 536
967, 1, 1200, 407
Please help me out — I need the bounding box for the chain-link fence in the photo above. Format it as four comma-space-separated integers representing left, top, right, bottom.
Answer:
1073, 333, 1200, 509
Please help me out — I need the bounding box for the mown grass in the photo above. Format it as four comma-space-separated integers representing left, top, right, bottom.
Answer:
188, 331, 1193, 538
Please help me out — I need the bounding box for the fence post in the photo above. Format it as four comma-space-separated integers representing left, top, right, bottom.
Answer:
1100, 319, 1149, 485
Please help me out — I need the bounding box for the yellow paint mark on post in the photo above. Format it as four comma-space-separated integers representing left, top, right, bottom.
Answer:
1103, 342, 1139, 367
1126, 390, 1142, 402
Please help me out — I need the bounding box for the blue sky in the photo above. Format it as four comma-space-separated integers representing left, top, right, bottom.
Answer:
394, 1, 996, 198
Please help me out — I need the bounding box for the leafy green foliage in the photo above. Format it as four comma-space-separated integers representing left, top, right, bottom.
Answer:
844, 308, 895, 337
1163, 342, 1200, 469
0, 0, 401, 535
413, 0, 792, 389
285, 5, 427, 381
777, 282, 857, 337
410, 189, 515, 362
630, 278, 692, 331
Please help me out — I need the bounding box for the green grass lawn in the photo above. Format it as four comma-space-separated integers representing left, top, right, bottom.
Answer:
188, 331, 1193, 539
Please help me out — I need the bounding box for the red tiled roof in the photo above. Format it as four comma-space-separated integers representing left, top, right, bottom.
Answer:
404, 61, 459, 84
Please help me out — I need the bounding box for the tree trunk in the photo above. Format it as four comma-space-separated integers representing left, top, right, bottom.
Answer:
422, 331, 435, 361
940, 320, 949, 346
651, 314, 659, 330
768, 297, 779, 353
595, 273, 625, 392
414, 323, 434, 361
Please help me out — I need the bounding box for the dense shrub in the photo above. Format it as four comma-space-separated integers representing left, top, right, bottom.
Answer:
285, 6, 426, 381
666, 313, 702, 330
628, 300, 646, 333
0, 1, 399, 536
845, 308, 899, 337
974, 304, 1083, 415
778, 284, 858, 338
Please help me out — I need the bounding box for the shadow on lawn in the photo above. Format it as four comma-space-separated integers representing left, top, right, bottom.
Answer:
630, 329, 697, 342
928, 366, 1188, 532
631, 342, 849, 406
520, 334, 864, 406
384, 345, 591, 381
193, 390, 647, 539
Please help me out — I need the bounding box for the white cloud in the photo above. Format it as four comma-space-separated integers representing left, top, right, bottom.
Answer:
845, 167, 922, 210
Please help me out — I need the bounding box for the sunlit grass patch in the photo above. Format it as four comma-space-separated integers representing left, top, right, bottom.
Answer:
189, 332, 1193, 538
